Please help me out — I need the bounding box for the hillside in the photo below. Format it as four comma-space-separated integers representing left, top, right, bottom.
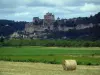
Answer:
0, 12, 100, 40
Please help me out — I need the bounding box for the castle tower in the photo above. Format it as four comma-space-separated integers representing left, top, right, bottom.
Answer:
43, 12, 55, 26
33, 17, 40, 23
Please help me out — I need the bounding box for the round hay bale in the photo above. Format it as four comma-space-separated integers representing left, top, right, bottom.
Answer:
62, 60, 77, 71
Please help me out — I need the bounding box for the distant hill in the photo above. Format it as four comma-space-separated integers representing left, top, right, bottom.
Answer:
0, 20, 28, 36
0, 12, 100, 40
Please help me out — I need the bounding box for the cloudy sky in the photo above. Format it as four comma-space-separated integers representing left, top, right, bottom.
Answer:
0, 0, 100, 22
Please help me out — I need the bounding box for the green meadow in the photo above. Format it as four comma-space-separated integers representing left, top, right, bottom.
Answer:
0, 46, 100, 65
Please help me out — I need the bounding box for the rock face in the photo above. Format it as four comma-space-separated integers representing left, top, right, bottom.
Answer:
25, 22, 43, 33
25, 12, 95, 34
25, 22, 94, 33
19, 12, 96, 39
25, 22, 54, 33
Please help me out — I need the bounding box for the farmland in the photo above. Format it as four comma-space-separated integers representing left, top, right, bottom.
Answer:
0, 61, 100, 75
0, 46, 100, 65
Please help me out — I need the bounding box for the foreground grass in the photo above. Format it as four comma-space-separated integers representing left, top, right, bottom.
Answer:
0, 46, 100, 65
0, 61, 100, 75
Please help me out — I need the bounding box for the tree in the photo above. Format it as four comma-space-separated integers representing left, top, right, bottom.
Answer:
0, 36, 4, 43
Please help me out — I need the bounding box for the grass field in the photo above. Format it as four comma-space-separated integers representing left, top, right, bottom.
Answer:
0, 46, 100, 65
0, 61, 100, 75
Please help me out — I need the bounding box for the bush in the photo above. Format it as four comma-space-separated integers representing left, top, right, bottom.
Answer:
86, 62, 92, 65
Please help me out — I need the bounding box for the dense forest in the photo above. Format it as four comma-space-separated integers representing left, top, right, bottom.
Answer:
0, 20, 28, 36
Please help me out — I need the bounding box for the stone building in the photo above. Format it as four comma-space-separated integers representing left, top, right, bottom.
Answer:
33, 17, 40, 25
43, 12, 55, 26
25, 12, 55, 33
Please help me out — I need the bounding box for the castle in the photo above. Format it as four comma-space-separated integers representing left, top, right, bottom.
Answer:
25, 12, 55, 33
11, 12, 94, 39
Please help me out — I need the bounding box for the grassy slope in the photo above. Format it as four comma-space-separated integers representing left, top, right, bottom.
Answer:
0, 46, 100, 65
0, 61, 100, 75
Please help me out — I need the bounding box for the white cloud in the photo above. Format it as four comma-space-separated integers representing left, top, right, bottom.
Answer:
0, 0, 100, 21
14, 12, 30, 16
80, 3, 100, 12
38, 0, 64, 6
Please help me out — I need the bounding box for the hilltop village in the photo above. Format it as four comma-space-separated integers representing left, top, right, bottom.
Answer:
10, 12, 97, 39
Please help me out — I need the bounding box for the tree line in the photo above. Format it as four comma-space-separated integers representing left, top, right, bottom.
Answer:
0, 39, 100, 47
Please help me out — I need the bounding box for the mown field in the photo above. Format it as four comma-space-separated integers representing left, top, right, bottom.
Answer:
0, 46, 100, 65
0, 61, 100, 75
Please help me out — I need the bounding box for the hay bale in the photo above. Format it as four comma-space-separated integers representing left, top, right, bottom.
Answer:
62, 60, 77, 71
